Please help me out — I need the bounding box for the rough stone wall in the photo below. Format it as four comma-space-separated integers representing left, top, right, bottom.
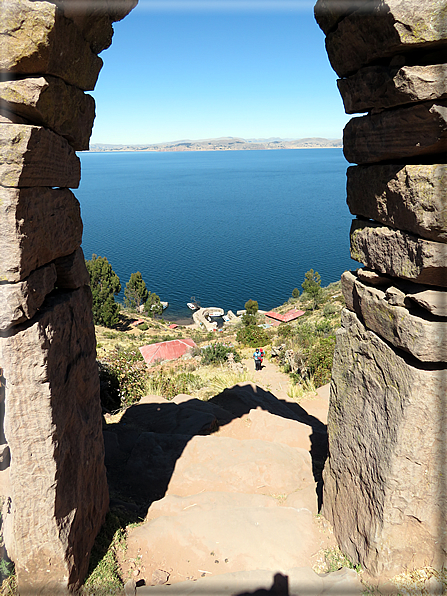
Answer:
0, 0, 136, 593
315, 0, 447, 578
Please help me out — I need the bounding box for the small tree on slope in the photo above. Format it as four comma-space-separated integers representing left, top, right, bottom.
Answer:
124, 271, 149, 311
86, 254, 121, 327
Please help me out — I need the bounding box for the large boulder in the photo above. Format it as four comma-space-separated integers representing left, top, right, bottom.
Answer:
347, 164, 447, 243
322, 308, 447, 577
0, 186, 82, 282
325, 0, 447, 77
0, 124, 81, 188
0, 0, 102, 90
343, 100, 447, 164
338, 64, 447, 114
0, 76, 95, 150
350, 220, 447, 287
341, 270, 447, 362
0, 286, 109, 594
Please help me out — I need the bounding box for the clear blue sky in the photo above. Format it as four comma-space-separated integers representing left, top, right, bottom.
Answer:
90, 0, 350, 144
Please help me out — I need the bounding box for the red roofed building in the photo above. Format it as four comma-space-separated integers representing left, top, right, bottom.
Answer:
139, 339, 197, 365
264, 309, 305, 327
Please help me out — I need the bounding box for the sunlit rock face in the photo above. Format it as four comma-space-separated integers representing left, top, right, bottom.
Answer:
315, 0, 447, 579
0, 0, 136, 592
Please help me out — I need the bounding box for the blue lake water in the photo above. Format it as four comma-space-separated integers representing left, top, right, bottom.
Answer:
77, 149, 356, 322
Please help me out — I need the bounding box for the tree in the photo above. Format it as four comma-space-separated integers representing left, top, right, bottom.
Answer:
144, 291, 163, 318
292, 287, 300, 299
301, 269, 323, 310
86, 254, 121, 327
244, 299, 259, 315
124, 271, 149, 311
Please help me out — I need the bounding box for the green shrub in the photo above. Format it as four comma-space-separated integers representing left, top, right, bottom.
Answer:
137, 322, 149, 331
277, 324, 292, 338
307, 336, 336, 387
200, 343, 241, 366
236, 325, 269, 347
101, 347, 147, 408
147, 370, 203, 399
315, 320, 332, 335
323, 303, 337, 318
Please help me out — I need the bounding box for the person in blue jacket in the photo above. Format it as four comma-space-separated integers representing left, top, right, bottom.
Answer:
253, 348, 262, 371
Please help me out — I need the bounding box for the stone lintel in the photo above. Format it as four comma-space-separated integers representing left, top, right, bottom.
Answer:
0, 76, 95, 151
347, 164, 447, 243
343, 100, 447, 164
350, 220, 447, 287
1, 286, 109, 594
325, 0, 447, 78
0, 0, 102, 90
0, 186, 82, 283
323, 308, 447, 577
341, 270, 447, 362
338, 64, 447, 114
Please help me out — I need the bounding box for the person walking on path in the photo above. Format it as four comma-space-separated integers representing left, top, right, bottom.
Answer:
253, 348, 262, 371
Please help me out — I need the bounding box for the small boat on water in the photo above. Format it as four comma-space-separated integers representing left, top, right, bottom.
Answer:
161, 301, 169, 310
187, 296, 200, 310
208, 311, 222, 317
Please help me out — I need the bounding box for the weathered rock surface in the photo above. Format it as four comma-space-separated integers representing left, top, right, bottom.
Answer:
350, 220, 447, 286
325, 0, 447, 78
343, 101, 447, 164
166, 435, 314, 497
0, 0, 102, 90
136, 567, 363, 595
0, 76, 95, 150
314, 0, 370, 35
322, 308, 447, 577
347, 164, 447, 242
0, 263, 57, 330
407, 288, 447, 317
128, 505, 317, 584
0, 186, 82, 282
57, 0, 138, 54
0, 124, 81, 188
0, 286, 108, 593
338, 64, 447, 114
341, 270, 447, 362
54, 247, 90, 289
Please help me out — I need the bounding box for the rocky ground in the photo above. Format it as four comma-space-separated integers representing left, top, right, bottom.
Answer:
103, 361, 364, 595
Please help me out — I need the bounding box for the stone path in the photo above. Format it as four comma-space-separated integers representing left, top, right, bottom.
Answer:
104, 375, 363, 595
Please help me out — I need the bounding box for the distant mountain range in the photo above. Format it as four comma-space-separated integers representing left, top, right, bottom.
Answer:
88, 137, 342, 153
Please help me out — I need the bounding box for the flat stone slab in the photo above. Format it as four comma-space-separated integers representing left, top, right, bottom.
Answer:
339, 64, 447, 114
325, 0, 447, 78
342, 271, 447, 362
350, 220, 447, 287
0, 0, 102, 90
127, 505, 317, 584
323, 308, 447, 577
0, 76, 95, 150
0, 124, 80, 188
408, 289, 447, 317
166, 435, 314, 497
0, 186, 82, 282
347, 164, 447, 243
344, 100, 447, 164
136, 567, 363, 595
0, 263, 56, 330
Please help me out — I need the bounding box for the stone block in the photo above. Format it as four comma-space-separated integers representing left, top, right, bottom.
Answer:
0, 186, 82, 282
0, 286, 108, 594
0, 124, 81, 188
322, 308, 447, 577
0, 0, 102, 90
407, 289, 447, 317
350, 220, 447, 287
314, 0, 372, 35
347, 164, 447, 243
0, 77, 95, 151
338, 64, 447, 114
325, 0, 447, 78
57, 0, 138, 54
54, 247, 90, 289
343, 100, 447, 164
0, 263, 57, 331
341, 271, 447, 362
